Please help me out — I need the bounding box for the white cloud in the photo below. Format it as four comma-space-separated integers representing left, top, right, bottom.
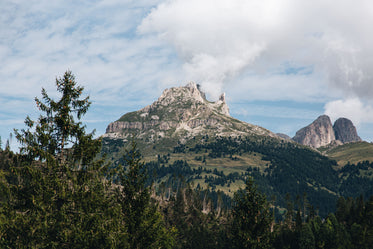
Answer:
139, 0, 373, 102
324, 98, 373, 126
0, 0, 180, 103
227, 73, 332, 103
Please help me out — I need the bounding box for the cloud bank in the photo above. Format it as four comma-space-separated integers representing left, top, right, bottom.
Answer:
140, 0, 373, 103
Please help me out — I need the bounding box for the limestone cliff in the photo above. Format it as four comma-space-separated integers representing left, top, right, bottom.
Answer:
292, 115, 335, 148
293, 115, 362, 148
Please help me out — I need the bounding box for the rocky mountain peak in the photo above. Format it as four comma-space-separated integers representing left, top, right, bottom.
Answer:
104, 83, 274, 142
333, 118, 362, 143
140, 82, 230, 118
293, 115, 362, 148
155, 82, 206, 107
293, 115, 335, 148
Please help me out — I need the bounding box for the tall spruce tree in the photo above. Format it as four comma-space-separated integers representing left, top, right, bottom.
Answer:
231, 177, 273, 249
1, 71, 123, 248
114, 140, 175, 249
15, 70, 99, 165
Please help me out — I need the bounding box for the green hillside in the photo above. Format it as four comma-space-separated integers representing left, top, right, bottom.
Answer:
323, 142, 373, 166
102, 134, 373, 218
104, 135, 330, 216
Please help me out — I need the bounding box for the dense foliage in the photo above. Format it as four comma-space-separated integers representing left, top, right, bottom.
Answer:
273, 195, 373, 249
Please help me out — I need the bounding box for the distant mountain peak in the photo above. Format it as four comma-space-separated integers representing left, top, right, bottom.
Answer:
104, 83, 274, 143
293, 115, 335, 148
142, 82, 230, 117
333, 117, 362, 143
293, 115, 362, 148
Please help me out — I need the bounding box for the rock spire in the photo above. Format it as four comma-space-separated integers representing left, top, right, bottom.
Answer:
293, 115, 335, 148
293, 115, 362, 148
333, 118, 362, 143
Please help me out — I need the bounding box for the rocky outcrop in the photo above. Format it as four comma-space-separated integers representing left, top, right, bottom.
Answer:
293, 115, 335, 148
292, 115, 362, 148
186, 118, 218, 129
216, 93, 230, 116
105, 120, 177, 133
104, 82, 275, 141
333, 118, 362, 143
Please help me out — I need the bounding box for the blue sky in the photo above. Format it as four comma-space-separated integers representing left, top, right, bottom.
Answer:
1, 0, 373, 149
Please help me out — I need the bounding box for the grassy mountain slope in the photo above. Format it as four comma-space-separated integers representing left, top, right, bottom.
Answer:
322, 141, 373, 166
102, 134, 343, 217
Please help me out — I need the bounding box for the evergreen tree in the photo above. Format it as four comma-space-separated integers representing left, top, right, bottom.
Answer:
14, 70, 99, 165
298, 223, 315, 249
231, 177, 273, 249
160, 183, 230, 249
115, 140, 175, 249
363, 196, 373, 248
1, 71, 123, 248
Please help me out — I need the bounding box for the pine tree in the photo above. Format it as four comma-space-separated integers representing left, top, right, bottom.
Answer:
14, 70, 99, 165
1, 71, 122, 248
115, 140, 175, 249
231, 177, 273, 249
298, 223, 315, 249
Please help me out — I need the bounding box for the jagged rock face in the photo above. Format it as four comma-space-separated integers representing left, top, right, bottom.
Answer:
104, 82, 275, 141
292, 115, 362, 148
333, 118, 362, 143
293, 115, 336, 148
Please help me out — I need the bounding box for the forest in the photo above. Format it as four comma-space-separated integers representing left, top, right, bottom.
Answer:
120, 132, 373, 218
1, 71, 373, 248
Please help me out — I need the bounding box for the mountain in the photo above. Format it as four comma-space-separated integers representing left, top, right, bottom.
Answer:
333, 118, 362, 143
293, 115, 362, 148
292, 115, 336, 148
104, 82, 276, 155
101, 83, 373, 218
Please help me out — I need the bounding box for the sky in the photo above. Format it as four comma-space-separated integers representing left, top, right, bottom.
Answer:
1, 0, 373, 150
